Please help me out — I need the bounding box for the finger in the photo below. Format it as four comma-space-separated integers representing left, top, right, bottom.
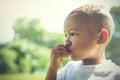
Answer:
53, 51, 70, 58
52, 49, 69, 56
54, 45, 67, 52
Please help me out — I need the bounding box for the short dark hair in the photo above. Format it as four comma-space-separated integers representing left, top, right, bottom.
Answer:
69, 5, 114, 40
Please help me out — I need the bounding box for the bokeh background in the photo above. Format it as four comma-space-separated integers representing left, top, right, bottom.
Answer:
0, 0, 120, 80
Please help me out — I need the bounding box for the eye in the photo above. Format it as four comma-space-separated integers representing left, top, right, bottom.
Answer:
70, 32, 77, 36
65, 34, 67, 37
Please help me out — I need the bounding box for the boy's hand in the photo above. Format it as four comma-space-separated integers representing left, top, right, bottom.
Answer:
50, 45, 70, 68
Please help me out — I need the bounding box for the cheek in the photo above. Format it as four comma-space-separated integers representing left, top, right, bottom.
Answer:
71, 36, 94, 51
82, 39, 96, 51
71, 38, 83, 51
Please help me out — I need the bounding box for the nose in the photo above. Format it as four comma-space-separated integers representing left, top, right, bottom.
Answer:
65, 40, 72, 46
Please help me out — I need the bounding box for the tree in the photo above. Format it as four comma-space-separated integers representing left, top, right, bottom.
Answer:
0, 18, 48, 73
13, 18, 46, 46
0, 44, 18, 73
0, 17, 65, 73
10, 39, 51, 73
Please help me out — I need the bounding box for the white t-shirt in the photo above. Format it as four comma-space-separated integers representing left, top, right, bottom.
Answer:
57, 60, 120, 80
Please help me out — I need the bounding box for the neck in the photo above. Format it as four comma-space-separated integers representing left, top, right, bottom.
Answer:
82, 57, 106, 65
82, 48, 106, 65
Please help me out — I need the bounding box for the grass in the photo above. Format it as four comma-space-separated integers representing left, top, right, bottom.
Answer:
0, 73, 46, 80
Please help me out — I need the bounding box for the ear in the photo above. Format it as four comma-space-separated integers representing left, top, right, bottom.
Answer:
97, 28, 108, 44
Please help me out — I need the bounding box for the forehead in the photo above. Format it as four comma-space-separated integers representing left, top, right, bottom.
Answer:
64, 14, 99, 35
64, 15, 88, 31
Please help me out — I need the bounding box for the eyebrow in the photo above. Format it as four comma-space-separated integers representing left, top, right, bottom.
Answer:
64, 27, 79, 32
70, 28, 78, 30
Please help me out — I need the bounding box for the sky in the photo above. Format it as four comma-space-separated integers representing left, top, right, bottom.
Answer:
0, 0, 120, 42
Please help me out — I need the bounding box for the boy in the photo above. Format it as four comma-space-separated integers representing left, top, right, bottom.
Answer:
45, 5, 120, 80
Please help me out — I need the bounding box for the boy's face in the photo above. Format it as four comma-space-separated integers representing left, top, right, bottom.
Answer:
64, 15, 99, 61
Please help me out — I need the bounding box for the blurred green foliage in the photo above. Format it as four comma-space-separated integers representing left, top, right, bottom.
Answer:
106, 6, 120, 65
0, 6, 120, 74
0, 18, 65, 74
14, 18, 46, 45
0, 74, 43, 80
0, 45, 18, 73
